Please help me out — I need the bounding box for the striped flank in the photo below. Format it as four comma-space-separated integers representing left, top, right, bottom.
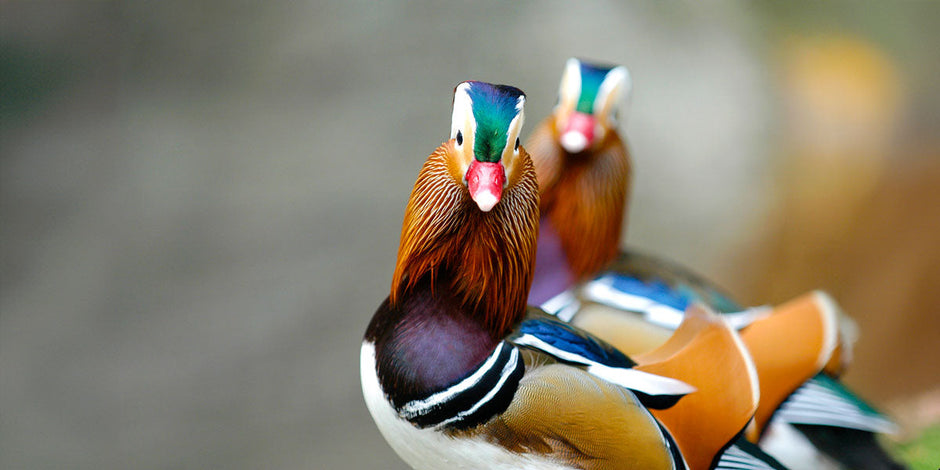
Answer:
715, 441, 788, 470
774, 375, 897, 434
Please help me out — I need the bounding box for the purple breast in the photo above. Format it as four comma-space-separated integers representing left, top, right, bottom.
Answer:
530, 217, 575, 304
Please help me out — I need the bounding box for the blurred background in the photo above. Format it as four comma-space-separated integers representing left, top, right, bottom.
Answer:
2, 2, 938, 469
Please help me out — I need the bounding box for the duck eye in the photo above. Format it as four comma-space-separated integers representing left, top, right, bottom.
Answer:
456, 130, 463, 145
514, 137, 520, 151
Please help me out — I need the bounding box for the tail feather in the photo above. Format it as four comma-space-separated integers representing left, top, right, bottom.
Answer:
775, 374, 898, 434
794, 425, 907, 470
716, 439, 789, 470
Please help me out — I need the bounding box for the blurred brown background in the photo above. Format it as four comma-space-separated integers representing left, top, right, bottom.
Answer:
2, 2, 938, 469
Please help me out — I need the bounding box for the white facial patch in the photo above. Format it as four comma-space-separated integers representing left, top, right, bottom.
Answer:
558, 58, 582, 112
502, 100, 526, 161
451, 82, 476, 146
595, 66, 632, 123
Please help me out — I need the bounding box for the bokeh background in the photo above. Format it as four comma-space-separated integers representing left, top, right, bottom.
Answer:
2, 2, 939, 469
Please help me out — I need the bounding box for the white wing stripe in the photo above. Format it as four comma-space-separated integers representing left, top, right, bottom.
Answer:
513, 334, 695, 397
583, 277, 685, 328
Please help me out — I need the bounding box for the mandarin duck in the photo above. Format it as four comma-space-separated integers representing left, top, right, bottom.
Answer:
361, 81, 788, 470
525, 58, 904, 470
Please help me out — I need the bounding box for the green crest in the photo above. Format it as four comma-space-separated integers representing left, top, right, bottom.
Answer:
465, 82, 525, 163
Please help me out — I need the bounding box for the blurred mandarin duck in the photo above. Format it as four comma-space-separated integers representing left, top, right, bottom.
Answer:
525, 58, 904, 470
361, 81, 786, 469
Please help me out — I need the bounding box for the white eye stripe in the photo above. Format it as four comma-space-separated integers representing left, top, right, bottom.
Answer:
451, 82, 477, 143
594, 66, 631, 117
503, 112, 524, 159
558, 58, 582, 109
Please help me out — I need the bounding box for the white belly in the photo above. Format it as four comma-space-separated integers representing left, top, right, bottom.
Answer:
360, 342, 571, 470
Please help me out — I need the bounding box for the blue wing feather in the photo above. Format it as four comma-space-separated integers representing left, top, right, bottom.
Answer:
606, 248, 743, 313
514, 313, 636, 369
606, 275, 692, 311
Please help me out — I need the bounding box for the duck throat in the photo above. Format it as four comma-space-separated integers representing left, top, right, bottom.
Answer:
366, 275, 512, 420
543, 135, 631, 282
390, 147, 540, 338
372, 147, 538, 424
530, 216, 576, 304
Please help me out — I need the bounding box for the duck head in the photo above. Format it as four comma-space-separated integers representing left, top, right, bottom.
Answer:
554, 58, 631, 153
449, 81, 527, 212
391, 81, 539, 336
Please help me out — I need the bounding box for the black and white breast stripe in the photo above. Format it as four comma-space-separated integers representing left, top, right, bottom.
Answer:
395, 341, 524, 431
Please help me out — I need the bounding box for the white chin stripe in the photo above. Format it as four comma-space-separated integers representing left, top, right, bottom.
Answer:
560, 131, 588, 153
473, 191, 499, 212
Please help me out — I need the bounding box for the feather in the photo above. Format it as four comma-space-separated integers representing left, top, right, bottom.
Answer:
634, 304, 761, 470
528, 116, 631, 282
390, 142, 539, 337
